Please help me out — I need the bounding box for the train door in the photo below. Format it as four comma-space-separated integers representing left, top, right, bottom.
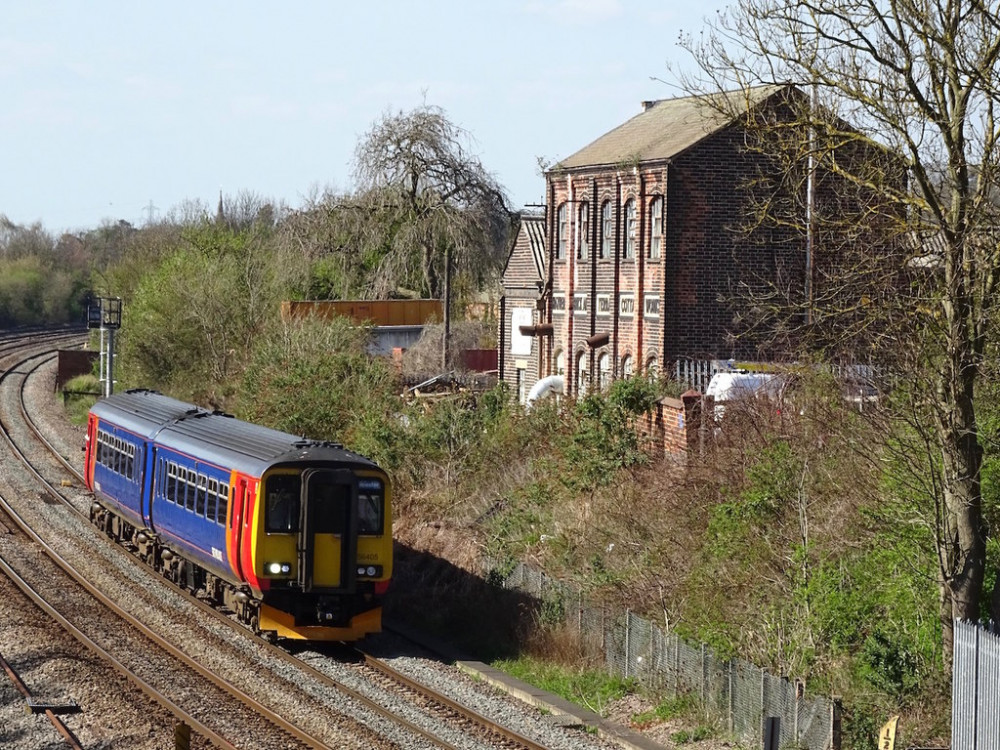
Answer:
231, 478, 249, 582
85, 417, 98, 489
299, 469, 357, 592
136, 443, 150, 527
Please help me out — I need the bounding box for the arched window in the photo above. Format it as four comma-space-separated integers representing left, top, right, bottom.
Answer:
576, 351, 588, 395
649, 196, 663, 260
601, 201, 613, 259
554, 349, 565, 376
645, 356, 659, 376
577, 202, 589, 261
598, 352, 611, 390
623, 198, 636, 259
556, 203, 568, 259
621, 354, 633, 379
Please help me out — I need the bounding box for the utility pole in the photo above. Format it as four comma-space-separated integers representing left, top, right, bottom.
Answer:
144, 200, 158, 225
442, 245, 452, 371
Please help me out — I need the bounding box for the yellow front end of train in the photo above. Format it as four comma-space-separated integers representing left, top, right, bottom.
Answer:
252, 468, 392, 641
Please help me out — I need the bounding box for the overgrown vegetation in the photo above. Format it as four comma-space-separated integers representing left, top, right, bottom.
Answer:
12, 99, 969, 748
61, 374, 101, 425
492, 653, 636, 717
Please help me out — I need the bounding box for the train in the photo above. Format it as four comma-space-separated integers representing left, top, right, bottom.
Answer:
83, 389, 392, 641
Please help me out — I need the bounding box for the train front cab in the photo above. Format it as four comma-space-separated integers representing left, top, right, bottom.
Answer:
251, 466, 392, 640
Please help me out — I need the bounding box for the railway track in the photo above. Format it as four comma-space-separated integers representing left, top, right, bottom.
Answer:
0, 344, 402, 748
2, 332, 621, 750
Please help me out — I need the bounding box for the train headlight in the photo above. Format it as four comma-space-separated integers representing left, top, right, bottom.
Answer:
356, 565, 382, 577
265, 562, 292, 576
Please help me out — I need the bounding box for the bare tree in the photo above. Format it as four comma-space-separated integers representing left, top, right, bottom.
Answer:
352, 105, 514, 301
681, 0, 1000, 661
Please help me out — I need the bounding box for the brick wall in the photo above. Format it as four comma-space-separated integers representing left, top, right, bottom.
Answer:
642, 392, 701, 458
541, 122, 806, 391
56, 349, 99, 391
547, 165, 673, 396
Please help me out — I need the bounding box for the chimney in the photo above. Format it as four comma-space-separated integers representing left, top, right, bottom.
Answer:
641, 100, 657, 112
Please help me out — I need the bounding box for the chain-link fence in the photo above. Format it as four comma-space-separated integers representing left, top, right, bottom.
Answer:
495, 560, 839, 750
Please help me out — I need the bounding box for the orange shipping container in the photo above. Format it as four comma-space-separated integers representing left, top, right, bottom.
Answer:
281, 300, 443, 327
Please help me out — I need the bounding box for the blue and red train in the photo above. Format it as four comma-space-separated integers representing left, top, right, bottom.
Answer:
84, 389, 392, 641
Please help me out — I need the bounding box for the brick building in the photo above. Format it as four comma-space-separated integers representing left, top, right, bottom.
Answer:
501, 85, 810, 401
499, 211, 548, 403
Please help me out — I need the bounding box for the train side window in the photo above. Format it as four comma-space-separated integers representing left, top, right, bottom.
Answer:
127, 445, 135, 480
217, 483, 229, 525
167, 462, 177, 503
195, 474, 207, 517
265, 475, 301, 533
185, 470, 196, 511
206, 479, 217, 521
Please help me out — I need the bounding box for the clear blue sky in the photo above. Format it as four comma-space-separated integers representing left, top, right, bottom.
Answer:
3, 1, 729, 233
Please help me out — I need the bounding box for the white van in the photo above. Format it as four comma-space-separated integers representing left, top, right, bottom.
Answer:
704, 371, 785, 421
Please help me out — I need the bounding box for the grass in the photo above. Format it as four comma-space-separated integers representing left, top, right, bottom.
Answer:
631, 693, 699, 726
491, 653, 636, 716
62, 374, 100, 424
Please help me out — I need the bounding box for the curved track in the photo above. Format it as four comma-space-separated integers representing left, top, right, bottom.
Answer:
5, 334, 604, 750
0, 336, 328, 748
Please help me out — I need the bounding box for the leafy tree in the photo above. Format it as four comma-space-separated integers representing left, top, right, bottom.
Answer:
0, 215, 54, 260
238, 316, 401, 460
116, 216, 293, 402
352, 105, 515, 300
683, 0, 1000, 661
272, 189, 393, 300
0, 217, 89, 325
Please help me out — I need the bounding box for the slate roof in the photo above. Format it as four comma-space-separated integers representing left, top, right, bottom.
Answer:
522, 214, 547, 279
553, 85, 787, 170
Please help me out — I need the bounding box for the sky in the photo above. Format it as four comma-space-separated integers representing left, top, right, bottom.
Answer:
2, 1, 731, 234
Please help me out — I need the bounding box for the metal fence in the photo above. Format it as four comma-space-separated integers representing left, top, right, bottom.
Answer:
671, 358, 880, 399
953, 619, 1000, 750
496, 560, 839, 750
673, 358, 730, 392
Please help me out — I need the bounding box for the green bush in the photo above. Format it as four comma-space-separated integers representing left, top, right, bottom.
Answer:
238, 317, 401, 462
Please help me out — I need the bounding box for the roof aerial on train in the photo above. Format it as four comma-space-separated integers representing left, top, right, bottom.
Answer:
91, 389, 376, 475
